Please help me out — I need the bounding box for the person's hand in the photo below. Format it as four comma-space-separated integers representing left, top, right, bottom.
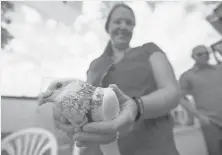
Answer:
73, 84, 138, 147
198, 115, 211, 125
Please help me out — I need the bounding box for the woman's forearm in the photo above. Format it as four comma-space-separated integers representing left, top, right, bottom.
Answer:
141, 85, 180, 119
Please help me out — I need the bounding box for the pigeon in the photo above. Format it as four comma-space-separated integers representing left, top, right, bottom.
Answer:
38, 79, 120, 130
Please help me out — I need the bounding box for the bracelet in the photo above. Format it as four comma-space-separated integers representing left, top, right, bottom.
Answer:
132, 97, 144, 122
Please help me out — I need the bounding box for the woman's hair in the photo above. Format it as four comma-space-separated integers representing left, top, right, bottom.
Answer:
103, 3, 136, 56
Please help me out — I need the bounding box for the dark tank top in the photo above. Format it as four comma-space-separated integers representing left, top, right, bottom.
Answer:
87, 43, 179, 155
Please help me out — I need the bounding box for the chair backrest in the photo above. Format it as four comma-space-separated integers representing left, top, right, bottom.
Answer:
1, 128, 58, 155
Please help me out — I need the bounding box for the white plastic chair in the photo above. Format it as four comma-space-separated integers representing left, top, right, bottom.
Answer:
1, 128, 58, 155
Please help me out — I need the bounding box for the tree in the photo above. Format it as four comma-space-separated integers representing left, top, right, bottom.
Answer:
1, 1, 14, 49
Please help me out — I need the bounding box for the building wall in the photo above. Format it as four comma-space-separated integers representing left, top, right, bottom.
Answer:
1, 97, 39, 132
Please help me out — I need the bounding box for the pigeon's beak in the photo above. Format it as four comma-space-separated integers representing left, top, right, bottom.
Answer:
37, 99, 47, 106
37, 91, 54, 106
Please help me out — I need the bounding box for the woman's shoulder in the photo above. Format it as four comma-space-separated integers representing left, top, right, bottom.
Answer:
87, 57, 102, 72
141, 42, 161, 48
134, 42, 164, 58
87, 53, 111, 72
89, 57, 99, 68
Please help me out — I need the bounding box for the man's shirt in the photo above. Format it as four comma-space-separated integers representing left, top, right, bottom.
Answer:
179, 64, 222, 123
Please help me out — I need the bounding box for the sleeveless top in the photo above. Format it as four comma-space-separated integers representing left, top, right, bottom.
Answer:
87, 43, 179, 155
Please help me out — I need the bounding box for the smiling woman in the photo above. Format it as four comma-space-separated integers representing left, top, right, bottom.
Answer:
53, 3, 181, 155
2, 2, 222, 155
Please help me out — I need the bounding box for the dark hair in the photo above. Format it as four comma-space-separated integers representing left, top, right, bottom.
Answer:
103, 4, 135, 56
191, 45, 207, 58
105, 3, 136, 33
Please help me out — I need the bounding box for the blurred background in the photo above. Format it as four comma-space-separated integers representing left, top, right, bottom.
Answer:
1, 1, 222, 155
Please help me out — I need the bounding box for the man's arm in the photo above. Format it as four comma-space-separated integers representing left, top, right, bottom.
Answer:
180, 96, 202, 119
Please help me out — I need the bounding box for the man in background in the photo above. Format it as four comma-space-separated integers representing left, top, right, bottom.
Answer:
179, 45, 222, 155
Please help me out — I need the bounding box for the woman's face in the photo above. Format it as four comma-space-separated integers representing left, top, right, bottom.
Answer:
107, 7, 135, 50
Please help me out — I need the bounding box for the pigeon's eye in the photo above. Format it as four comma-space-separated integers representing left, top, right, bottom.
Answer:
56, 83, 62, 89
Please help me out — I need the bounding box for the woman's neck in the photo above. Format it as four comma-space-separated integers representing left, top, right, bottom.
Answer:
111, 46, 130, 63
112, 46, 129, 57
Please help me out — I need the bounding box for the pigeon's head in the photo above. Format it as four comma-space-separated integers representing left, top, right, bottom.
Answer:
38, 80, 71, 106
38, 80, 96, 106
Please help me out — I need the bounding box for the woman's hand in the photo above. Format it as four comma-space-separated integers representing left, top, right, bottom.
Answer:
73, 84, 138, 147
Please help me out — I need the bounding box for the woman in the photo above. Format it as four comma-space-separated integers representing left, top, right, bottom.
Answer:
54, 3, 180, 155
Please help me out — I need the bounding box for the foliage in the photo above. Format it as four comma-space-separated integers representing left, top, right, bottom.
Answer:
1, 1, 14, 49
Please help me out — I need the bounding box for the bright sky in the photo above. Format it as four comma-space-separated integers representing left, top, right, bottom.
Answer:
1, 1, 221, 97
